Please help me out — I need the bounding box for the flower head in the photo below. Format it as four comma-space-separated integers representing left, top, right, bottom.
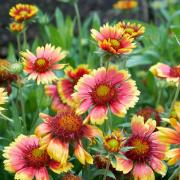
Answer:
3, 135, 73, 180
9, 22, 24, 33
91, 24, 136, 55
114, 115, 168, 179
150, 63, 180, 86
0, 88, 8, 112
58, 65, 91, 107
157, 118, 180, 165
170, 101, 180, 120
116, 21, 145, 38
63, 173, 82, 180
9, 3, 38, 22
35, 107, 102, 165
113, 0, 138, 10
73, 67, 140, 124
21, 44, 66, 85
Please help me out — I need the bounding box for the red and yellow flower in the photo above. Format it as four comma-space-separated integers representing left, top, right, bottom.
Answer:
58, 65, 91, 107
157, 118, 180, 166
73, 67, 140, 124
114, 115, 168, 179
3, 135, 73, 180
113, 0, 138, 10
150, 63, 180, 86
21, 44, 66, 85
35, 107, 102, 165
170, 101, 180, 120
9, 22, 24, 33
0, 88, 8, 112
9, 3, 38, 22
116, 21, 145, 38
91, 24, 136, 55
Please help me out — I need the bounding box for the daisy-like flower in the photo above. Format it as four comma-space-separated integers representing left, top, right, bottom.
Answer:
91, 23, 136, 55
170, 101, 180, 120
115, 115, 168, 179
157, 118, 180, 166
9, 22, 24, 33
113, 0, 138, 10
9, 3, 38, 22
150, 63, 180, 85
3, 135, 73, 180
116, 21, 145, 38
58, 65, 91, 107
73, 67, 140, 124
21, 44, 66, 85
35, 107, 102, 165
0, 88, 8, 112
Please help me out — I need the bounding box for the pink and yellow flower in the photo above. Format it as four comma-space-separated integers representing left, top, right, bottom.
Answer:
158, 118, 180, 165
116, 21, 145, 38
91, 24, 136, 55
9, 22, 24, 33
73, 67, 140, 124
9, 3, 38, 22
114, 115, 168, 179
150, 63, 180, 85
113, 0, 138, 10
0, 88, 8, 112
58, 65, 91, 107
35, 107, 102, 165
21, 44, 66, 85
3, 135, 73, 180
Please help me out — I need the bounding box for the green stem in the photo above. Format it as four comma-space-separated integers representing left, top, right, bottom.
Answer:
168, 166, 180, 180
23, 29, 27, 49
0, 113, 13, 122
74, 2, 83, 62
156, 87, 162, 106
103, 157, 110, 180
17, 34, 21, 56
105, 60, 110, 71
169, 82, 180, 117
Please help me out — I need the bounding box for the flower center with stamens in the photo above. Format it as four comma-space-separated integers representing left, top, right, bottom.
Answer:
19, 10, 28, 17
110, 39, 120, 49
170, 67, 180, 77
92, 84, 116, 105
133, 139, 149, 155
34, 58, 49, 73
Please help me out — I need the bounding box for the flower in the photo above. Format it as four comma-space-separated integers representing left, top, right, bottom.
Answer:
63, 173, 82, 180
137, 107, 161, 126
157, 118, 180, 165
116, 21, 145, 38
73, 67, 140, 124
58, 65, 91, 107
150, 63, 180, 86
0, 88, 8, 112
113, 0, 138, 10
9, 3, 38, 22
3, 135, 73, 180
91, 24, 136, 55
21, 44, 66, 85
9, 22, 24, 32
170, 101, 180, 120
35, 107, 102, 165
114, 115, 168, 179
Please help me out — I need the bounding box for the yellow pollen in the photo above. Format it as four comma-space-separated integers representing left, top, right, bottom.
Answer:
107, 139, 119, 149
125, 28, 134, 34
96, 85, 110, 97
32, 148, 44, 158
36, 58, 46, 66
133, 139, 149, 155
110, 39, 120, 47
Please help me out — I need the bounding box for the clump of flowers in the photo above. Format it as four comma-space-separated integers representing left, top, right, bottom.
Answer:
113, 0, 138, 10
9, 22, 24, 33
3, 135, 73, 180
21, 44, 67, 84
0, 88, 8, 112
73, 67, 140, 124
35, 107, 102, 164
9, 3, 38, 22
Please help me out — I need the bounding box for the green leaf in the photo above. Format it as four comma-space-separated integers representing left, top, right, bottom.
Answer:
55, 8, 64, 29
121, 146, 134, 152
7, 43, 16, 62
91, 169, 116, 180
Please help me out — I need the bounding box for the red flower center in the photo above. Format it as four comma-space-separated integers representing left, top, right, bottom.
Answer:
125, 136, 150, 162
25, 147, 50, 168
170, 67, 180, 77
34, 58, 49, 73
92, 84, 116, 105
50, 110, 83, 141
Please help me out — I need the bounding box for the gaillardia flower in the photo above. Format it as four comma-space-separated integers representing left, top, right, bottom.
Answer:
91, 24, 136, 55
73, 67, 140, 124
3, 135, 73, 180
158, 118, 180, 166
113, 0, 138, 10
21, 44, 66, 85
35, 107, 102, 165
150, 63, 180, 85
170, 101, 180, 120
0, 88, 8, 112
116, 21, 145, 38
58, 65, 91, 107
9, 22, 24, 33
9, 3, 38, 22
115, 115, 168, 179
